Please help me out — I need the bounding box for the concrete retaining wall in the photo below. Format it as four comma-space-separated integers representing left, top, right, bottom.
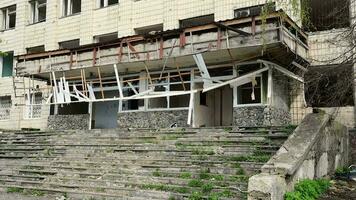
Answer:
248, 112, 349, 200
233, 106, 291, 127
117, 110, 189, 128
48, 114, 90, 130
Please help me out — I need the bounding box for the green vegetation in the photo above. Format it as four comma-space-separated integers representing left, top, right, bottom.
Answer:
26, 189, 45, 196
141, 184, 189, 194
191, 148, 215, 156
283, 124, 298, 135
6, 187, 45, 197
180, 172, 192, 179
335, 167, 350, 176
285, 179, 331, 200
6, 187, 24, 193
152, 169, 162, 177
188, 179, 204, 187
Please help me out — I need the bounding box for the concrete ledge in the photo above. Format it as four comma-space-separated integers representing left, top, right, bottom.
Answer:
262, 113, 330, 175
248, 113, 350, 200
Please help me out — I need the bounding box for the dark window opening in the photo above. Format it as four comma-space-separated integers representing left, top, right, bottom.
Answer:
135, 24, 163, 35
305, 0, 350, 31
27, 45, 45, 54
59, 39, 80, 49
236, 77, 262, 105
94, 32, 118, 43
200, 92, 207, 106
51, 102, 88, 115
2, 51, 14, 77
305, 64, 354, 107
180, 14, 215, 29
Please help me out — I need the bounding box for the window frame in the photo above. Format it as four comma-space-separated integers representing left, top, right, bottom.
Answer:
97, 0, 119, 8
30, 0, 47, 24
62, 0, 81, 17
1, 5, 16, 30
24, 93, 43, 119
234, 75, 266, 107
0, 96, 12, 121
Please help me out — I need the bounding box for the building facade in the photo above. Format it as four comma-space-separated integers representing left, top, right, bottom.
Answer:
0, 0, 354, 130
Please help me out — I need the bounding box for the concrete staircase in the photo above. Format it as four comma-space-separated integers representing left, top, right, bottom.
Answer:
0, 127, 293, 200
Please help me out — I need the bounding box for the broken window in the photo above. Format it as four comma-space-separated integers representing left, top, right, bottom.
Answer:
62, 0, 81, 16
30, 0, 46, 23
180, 14, 215, 29
236, 77, 262, 105
147, 72, 191, 110
135, 24, 163, 35
27, 45, 45, 54
148, 75, 168, 109
1, 5, 16, 30
234, 4, 275, 19
24, 93, 42, 119
94, 32, 118, 43
59, 39, 80, 49
98, 0, 118, 8
305, 0, 350, 31
0, 96, 11, 120
121, 76, 143, 111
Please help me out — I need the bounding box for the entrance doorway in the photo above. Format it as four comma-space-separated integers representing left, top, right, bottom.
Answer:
193, 85, 233, 127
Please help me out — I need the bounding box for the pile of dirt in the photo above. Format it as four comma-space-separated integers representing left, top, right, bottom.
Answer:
319, 180, 356, 200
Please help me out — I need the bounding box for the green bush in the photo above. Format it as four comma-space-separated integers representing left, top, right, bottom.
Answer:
285, 179, 331, 200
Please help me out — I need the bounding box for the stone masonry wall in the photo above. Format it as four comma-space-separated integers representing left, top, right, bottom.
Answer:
117, 110, 189, 128
233, 106, 291, 127
248, 113, 349, 200
48, 114, 90, 130
350, 129, 356, 165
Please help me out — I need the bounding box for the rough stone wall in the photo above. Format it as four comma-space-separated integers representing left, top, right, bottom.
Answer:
350, 129, 356, 165
248, 113, 349, 200
117, 110, 189, 128
233, 106, 291, 127
48, 114, 90, 130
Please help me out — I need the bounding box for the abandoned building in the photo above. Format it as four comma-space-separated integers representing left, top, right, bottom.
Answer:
0, 0, 354, 199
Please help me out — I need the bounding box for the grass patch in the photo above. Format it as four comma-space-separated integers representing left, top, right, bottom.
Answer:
7, 187, 24, 193
285, 179, 331, 200
191, 148, 215, 156
188, 179, 204, 187
201, 183, 214, 193
335, 167, 350, 176
25, 189, 45, 196
180, 172, 192, 179
141, 184, 189, 194
152, 169, 162, 177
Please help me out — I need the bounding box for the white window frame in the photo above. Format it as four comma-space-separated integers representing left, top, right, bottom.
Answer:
30, 0, 47, 24
0, 96, 11, 121
233, 74, 265, 107
97, 0, 119, 8
24, 93, 42, 119
1, 5, 16, 30
62, 0, 81, 17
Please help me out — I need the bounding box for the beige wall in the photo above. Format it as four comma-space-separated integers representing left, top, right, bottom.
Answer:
0, 0, 301, 55
0, 77, 50, 130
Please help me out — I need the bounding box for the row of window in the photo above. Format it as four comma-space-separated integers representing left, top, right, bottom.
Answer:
26, 31, 119, 54
0, 95, 41, 120
1, 0, 119, 30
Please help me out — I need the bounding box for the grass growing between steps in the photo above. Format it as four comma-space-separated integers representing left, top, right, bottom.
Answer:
285, 179, 331, 200
6, 187, 45, 197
